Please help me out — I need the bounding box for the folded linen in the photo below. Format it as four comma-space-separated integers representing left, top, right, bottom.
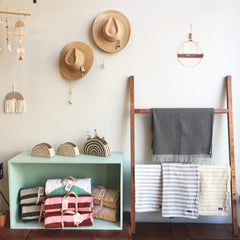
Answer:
135, 164, 162, 213
199, 165, 230, 216
44, 212, 93, 228
44, 195, 93, 214
162, 163, 199, 219
45, 178, 91, 196
20, 187, 45, 205
93, 205, 119, 222
92, 187, 119, 208
151, 108, 214, 162
21, 204, 41, 222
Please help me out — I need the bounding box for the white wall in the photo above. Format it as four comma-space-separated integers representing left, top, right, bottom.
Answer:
0, 0, 240, 224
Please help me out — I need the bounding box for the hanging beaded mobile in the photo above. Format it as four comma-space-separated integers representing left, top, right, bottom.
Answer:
5, 17, 11, 51
177, 25, 204, 68
15, 18, 26, 60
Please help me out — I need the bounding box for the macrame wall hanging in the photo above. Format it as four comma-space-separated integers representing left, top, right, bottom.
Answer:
0, 9, 31, 60
177, 25, 204, 67
4, 85, 26, 113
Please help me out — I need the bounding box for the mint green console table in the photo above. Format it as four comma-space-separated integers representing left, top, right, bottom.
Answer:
8, 151, 123, 230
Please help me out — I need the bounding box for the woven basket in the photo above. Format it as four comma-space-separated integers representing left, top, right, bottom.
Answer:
57, 142, 79, 157
83, 139, 110, 157
31, 143, 55, 158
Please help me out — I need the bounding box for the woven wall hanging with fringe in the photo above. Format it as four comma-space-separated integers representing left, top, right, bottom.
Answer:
4, 86, 26, 113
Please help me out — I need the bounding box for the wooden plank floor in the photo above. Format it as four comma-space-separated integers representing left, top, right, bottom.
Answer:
1, 212, 240, 240
133, 222, 240, 240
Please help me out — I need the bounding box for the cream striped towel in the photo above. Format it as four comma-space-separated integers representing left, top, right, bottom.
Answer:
162, 163, 199, 219
135, 164, 162, 212
199, 165, 230, 216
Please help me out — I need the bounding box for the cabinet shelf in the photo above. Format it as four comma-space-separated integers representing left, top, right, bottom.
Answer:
8, 151, 123, 230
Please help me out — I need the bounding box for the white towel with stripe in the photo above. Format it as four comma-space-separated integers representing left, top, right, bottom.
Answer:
135, 164, 162, 212
199, 165, 230, 216
162, 163, 199, 219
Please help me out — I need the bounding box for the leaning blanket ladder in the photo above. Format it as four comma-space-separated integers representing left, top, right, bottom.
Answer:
129, 75, 238, 236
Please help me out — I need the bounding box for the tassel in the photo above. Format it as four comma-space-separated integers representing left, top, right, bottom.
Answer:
15, 100, 26, 113
4, 99, 14, 113
7, 43, 12, 52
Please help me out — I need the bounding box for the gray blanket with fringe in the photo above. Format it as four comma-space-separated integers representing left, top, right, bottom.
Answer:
151, 108, 214, 162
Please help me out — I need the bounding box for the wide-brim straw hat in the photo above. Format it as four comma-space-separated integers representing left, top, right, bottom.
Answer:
59, 41, 94, 80
92, 10, 131, 53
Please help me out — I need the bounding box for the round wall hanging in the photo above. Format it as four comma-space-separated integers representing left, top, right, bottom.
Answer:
177, 25, 204, 68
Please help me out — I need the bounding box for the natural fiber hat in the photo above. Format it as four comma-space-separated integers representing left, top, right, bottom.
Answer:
59, 41, 94, 80
92, 10, 131, 53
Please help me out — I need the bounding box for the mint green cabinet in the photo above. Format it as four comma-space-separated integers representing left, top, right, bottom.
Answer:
8, 151, 123, 230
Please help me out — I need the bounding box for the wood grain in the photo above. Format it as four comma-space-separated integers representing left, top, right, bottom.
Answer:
226, 75, 238, 237
129, 76, 135, 234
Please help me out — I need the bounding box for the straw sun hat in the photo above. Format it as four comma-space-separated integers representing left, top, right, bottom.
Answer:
92, 10, 131, 53
59, 41, 94, 80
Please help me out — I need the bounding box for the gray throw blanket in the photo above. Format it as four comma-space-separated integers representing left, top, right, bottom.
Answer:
151, 108, 214, 162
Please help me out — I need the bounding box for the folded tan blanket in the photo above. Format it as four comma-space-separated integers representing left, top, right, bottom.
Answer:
93, 205, 119, 222
199, 165, 230, 216
92, 187, 119, 208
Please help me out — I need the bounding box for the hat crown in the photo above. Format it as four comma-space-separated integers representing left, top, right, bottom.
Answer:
103, 16, 121, 42
65, 48, 85, 70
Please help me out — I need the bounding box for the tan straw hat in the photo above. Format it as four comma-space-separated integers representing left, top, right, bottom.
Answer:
59, 41, 94, 80
92, 10, 131, 53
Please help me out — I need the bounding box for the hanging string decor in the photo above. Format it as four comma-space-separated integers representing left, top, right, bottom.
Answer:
177, 25, 204, 68
15, 18, 26, 60
5, 17, 11, 51
4, 84, 26, 113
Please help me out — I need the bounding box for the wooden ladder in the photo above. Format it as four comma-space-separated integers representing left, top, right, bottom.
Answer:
129, 75, 238, 237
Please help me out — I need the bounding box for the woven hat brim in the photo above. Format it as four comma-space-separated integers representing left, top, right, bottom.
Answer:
92, 10, 131, 53
59, 42, 94, 80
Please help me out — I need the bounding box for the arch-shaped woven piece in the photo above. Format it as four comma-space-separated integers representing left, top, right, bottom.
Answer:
83, 139, 110, 157
31, 143, 55, 158
57, 142, 79, 157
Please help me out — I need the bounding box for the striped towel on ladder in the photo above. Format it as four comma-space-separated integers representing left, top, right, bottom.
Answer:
135, 164, 162, 212
199, 165, 230, 216
162, 163, 199, 219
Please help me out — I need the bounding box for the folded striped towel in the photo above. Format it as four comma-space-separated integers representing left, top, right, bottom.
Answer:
162, 163, 199, 219
93, 205, 119, 222
135, 164, 162, 212
44, 212, 93, 228
21, 204, 41, 222
45, 178, 91, 196
44, 195, 93, 214
20, 187, 45, 205
199, 165, 230, 216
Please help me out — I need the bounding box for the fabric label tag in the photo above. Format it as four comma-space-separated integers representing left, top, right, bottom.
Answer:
65, 180, 73, 192
62, 197, 69, 210
73, 212, 85, 226
38, 186, 44, 196
99, 188, 106, 198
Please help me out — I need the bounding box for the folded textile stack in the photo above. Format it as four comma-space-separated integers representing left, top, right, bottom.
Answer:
135, 164, 162, 212
92, 186, 120, 222
45, 177, 92, 196
44, 192, 93, 229
19, 186, 45, 222
199, 165, 230, 216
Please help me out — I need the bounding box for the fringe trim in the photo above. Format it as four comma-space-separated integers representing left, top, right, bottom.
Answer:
152, 154, 211, 164
4, 99, 14, 113
15, 100, 26, 113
